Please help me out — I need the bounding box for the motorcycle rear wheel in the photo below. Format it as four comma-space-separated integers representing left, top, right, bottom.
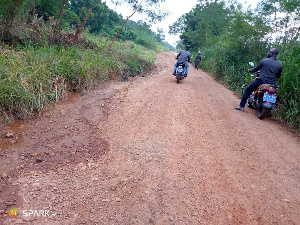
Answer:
176, 74, 180, 83
257, 105, 269, 119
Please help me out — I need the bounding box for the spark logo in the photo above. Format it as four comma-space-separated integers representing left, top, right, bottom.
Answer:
8, 208, 19, 219
8, 208, 57, 219
23, 210, 56, 217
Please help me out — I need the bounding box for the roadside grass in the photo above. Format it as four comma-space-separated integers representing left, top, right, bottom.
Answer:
112, 40, 157, 76
274, 44, 300, 132
0, 34, 159, 123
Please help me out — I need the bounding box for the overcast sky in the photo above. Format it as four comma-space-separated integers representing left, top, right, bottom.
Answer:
105, 0, 260, 47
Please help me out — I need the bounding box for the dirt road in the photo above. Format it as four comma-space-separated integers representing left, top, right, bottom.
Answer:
1, 52, 300, 224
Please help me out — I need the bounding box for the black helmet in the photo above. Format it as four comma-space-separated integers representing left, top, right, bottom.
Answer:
270, 48, 279, 56
186, 45, 190, 50
268, 48, 279, 58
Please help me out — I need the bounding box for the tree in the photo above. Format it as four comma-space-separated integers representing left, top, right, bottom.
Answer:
0, 0, 25, 39
63, 1, 122, 35
0, 0, 64, 42
155, 28, 165, 42
73, 0, 101, 43
44, 0, 104, 43
169, 15, 186, 36
54, 0, 67, 36
257, 0, 300, 42
170, 1, 231, 48
107, 0, 167, 53
24, 0, 62, 20
26, 0, 35, 24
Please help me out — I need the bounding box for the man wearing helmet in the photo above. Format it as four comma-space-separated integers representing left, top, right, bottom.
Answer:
195, 51, 202, 70
173, 45, 191, 77
235, 48, 283, 112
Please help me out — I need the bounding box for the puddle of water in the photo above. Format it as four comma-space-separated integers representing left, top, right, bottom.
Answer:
0, 91, 80, 151
56, 91, 80, 110
0, 120, 29, 151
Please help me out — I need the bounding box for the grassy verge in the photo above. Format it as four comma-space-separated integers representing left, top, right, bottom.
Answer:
0, 34, 159, 123
274, 43, 300, 132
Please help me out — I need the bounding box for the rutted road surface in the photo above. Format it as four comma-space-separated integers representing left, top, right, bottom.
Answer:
1, 52, 300, 224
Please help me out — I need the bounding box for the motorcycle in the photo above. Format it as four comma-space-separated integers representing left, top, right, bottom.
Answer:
174, 63, 187, 83
242, 62, 279, 119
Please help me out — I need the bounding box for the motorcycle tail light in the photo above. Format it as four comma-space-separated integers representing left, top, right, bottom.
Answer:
258, 91, 262, 94
268, 88, 276, 94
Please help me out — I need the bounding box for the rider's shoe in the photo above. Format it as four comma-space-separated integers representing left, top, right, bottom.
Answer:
234, 107, 245, 112
173, 72, 176, 75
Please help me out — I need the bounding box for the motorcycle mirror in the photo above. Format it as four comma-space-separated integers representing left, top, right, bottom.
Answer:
249, 62, 255, 67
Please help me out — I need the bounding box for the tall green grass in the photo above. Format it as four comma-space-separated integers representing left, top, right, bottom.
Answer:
111, 41, 157, 76
0, 34, 158, 121
275, 42, 300, 131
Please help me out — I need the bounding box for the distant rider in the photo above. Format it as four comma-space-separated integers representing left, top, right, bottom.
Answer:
235, 48, 283, 112
195, 51, 202, 70
173, 45, 191, 77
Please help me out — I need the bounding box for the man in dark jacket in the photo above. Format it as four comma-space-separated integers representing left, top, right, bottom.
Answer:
235, 48, 283, 112
195, 51, 202, 70
173, 45, 191, 76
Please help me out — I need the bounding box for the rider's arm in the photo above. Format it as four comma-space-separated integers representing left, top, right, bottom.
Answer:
248, 60, 263, 73
276, 66, 282, 78
187, 52, 191, 63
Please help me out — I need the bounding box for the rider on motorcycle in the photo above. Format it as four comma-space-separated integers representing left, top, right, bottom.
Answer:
235, 48, 283, 112
173, 45, 191, 77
